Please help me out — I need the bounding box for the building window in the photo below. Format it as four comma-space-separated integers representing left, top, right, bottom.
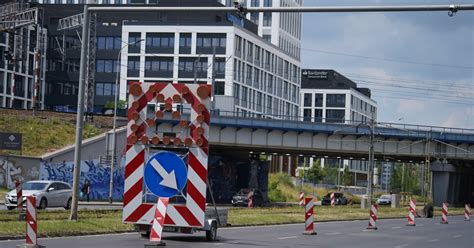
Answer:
96, 59, 119, 73
145, 57, 173, 77
314, 109, 322, 123
95, 82, 116, 96
145, 33, 175, 53
263, 13, 272, 26
262, 35, 271, 42
214, 81, 225, 95
326, 94, 345, 107
250, 12, 259, 23
196, 34, 226, 55
97, 36, 121, 50
128, 33, 142, 53
303, 109, 311, 121
264, 0, 272, 7
303, 93, 311, 107
178, 57, 208, 78
214, 57, 226, 79
127, 56, 140, 77
314, 93, 323, 107
326, 109, 345, 123
179, 33, 192, 54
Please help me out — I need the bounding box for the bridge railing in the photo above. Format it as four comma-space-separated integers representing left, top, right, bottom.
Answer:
210, 110, 474, 135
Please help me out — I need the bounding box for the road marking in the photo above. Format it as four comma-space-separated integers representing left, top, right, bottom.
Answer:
278, 236, 297, 240
214, 243, 224, 246
394, 244, 409, 248
325, 232, 341, 235
453, 235, 462, 238
392, 226, 402, 229
428, 239, 439, 242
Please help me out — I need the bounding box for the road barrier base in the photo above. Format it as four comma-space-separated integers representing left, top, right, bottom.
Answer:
302, 231, 317, 235
16, 244, 46, 248
406, 223, 416, 226
145, 242, 166, 247
440, 221, 448, 224
366, 226, 378, 230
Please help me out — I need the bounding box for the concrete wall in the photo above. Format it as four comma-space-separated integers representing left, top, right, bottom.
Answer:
0, 155, 42, 189
431, 160, 474, 207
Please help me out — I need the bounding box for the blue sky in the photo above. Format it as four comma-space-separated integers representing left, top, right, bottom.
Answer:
301, 0, 473, 128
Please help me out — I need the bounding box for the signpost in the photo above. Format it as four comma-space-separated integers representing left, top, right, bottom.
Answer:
0, 132, 22, 151
144, 151, 188, 247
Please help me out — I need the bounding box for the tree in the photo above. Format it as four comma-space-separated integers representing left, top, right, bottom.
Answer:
342, 166, 352, 186
104, 100, 127, 109
306, 164, 325, 184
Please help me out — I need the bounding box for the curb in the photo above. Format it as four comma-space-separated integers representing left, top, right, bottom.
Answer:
0, 230, 135, 241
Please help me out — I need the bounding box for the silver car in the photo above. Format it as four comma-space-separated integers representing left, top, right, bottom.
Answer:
4, 180, 72, 210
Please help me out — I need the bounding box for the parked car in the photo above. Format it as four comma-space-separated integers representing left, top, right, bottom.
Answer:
231, 188, 264, 207
376, 194, 392, 205
4, 180, 72, 210
321, 192, 348, 205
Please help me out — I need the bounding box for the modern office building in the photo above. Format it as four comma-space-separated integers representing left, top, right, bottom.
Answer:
4, 0, 300, 116
300, 69, 377, 124
300, 69, 378, 186
119, 3, 301, 117
220, 0, 303, 60
0, 12, 47, 110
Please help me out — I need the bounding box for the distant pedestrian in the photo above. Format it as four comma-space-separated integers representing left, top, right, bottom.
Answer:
82, 180, 90, 202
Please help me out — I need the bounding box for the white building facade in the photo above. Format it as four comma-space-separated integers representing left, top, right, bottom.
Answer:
120, 23, 301, 117
220, 0, 303, 60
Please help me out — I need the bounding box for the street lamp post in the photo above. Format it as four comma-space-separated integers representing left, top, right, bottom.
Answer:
108, 38, 143, 204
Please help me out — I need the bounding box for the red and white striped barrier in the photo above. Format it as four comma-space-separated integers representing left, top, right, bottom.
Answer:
330, 192, 335, 207
15, 179, 23, 211
123, 83, 211, 228
149, 198, 169, 245
407, 198, 416, 226
465, 204, 471, 221
299, 192, 304, 206
26, 196, 38, 245
303, 197, 317, 235
441, 202, 449, 224
367, 204, 378, 230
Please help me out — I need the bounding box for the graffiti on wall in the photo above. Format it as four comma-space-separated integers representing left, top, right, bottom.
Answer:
0, 158, 40, 189
39, 158, 125, 201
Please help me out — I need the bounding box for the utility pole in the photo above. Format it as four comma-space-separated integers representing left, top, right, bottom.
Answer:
193, 54, 202, 84
367, 117, 375, 207
337, 158, 341, 191
401, 162, 405, 194
69, 3, 89, 221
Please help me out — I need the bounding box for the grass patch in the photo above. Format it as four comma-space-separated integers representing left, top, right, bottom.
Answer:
228, 205, 466, 226
0, 115, 105, 156
0, 188, 8, 203
0, 206, 466, 238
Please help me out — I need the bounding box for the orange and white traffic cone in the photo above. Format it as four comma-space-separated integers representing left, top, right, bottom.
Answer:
303, 197, 317, 235
407, 198, 416, 226
465, 204, 471, 222
441, 202, 449, 224
367, 204, 378, 230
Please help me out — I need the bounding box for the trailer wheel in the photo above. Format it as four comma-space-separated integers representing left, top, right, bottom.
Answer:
140, 231, 150, 238
206, 222, 217, 241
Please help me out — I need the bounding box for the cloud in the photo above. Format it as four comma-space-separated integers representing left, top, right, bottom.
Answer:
396, 100, 426, 113
300, 3, 473, 128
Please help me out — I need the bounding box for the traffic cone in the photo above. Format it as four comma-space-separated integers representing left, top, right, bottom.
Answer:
407, 198, 416, 226
367, 204, 378, 230
465, 204, 471, 221
440, 202, 449, 224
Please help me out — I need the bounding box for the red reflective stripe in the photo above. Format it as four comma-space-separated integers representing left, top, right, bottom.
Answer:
186, 182, 206, 212
164, 214, 176, 225
125, 150, 144, 179
125, 204, 154, 222
123, 178, 143, 206
188, 153, 207, 183
174, 205, 201, 227
149, 228, 161, 242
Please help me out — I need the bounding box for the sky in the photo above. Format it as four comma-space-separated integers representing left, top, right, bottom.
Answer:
300, 0, 473, 129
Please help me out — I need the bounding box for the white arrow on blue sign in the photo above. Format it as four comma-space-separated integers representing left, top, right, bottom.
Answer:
144, 151, 188, 198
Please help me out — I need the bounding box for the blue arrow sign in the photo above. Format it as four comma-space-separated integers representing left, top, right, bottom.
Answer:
144, 151, 188, 198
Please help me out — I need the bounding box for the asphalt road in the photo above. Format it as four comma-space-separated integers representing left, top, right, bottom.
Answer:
1, 216, 472, 248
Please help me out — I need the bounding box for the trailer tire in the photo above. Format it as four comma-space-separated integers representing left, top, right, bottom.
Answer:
140, 231, 150, 238
206, 222, 217, 241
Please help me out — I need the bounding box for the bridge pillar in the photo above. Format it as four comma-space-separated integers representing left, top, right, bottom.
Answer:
431, 160, 474, 207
